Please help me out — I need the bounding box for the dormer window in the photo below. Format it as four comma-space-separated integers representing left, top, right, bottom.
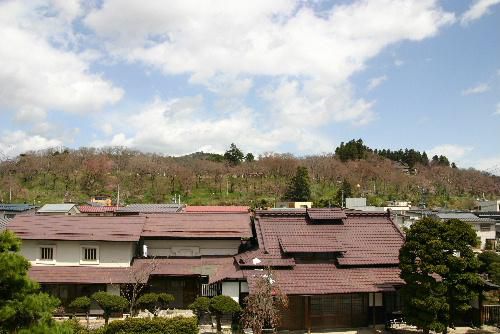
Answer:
80, 246, 99, 264
306, 208, 346, 224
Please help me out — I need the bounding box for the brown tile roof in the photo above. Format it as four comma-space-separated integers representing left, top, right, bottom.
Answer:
306, 208, 347, 221
28, 266, 134, 284
185, 206, 250, 213
278, 236, 344, 253
244, 265, 403, 295
133, 256, 235, 278
141, 213, 252, 238
78, 206, 119, 213
7, 215, 145, 241
253, 209, 404, 266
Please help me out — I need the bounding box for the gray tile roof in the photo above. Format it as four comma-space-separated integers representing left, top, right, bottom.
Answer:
0, 204, 36, 212
0, 217, 11, 231
116, 203, 183, 213
37, 203, 78, 213
435, 212, 496, 223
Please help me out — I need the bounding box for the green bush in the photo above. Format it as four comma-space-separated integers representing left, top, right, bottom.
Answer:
209, 295, 241, 332
69, 296, 91, 313
97, 316, 198, 334
188, 296, 210, 315
91, 292, 128, 325
136, 292, 175, 316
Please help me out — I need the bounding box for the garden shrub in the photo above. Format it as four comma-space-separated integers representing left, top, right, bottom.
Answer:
97, 316, 198, 334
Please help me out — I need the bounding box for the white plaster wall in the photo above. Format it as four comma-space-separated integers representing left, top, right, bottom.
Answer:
21, 240, 135, 267
221, 281, 240, 303
145, 239, 241, 257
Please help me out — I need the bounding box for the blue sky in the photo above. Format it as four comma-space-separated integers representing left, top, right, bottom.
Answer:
0, 0, 499, 173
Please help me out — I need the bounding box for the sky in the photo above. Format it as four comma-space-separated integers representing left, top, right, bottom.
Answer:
0, 0, 499, 173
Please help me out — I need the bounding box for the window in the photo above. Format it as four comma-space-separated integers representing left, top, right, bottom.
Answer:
80, 246, 99, 264
480, 223, 491, 232
37, 245, 56, 263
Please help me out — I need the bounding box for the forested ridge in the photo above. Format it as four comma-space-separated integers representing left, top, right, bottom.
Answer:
0, 141, 498, 209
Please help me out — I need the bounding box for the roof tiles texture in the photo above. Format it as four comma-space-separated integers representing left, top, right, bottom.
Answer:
7, 215, 145, 241
307, 208, 347, 220
78, 205, 119, 213
278, 236, 344, 253
0, 204, 36, 212
28, 266, 134, 284
141, 213, 252, 238
116, 204, 183, 213
37, 203, 78, 213
185, 206, 250, 213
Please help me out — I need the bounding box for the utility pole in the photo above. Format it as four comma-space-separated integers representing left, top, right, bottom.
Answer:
116, 184, 120, 207
9, 186, 12, 202
341, 189, 344, 208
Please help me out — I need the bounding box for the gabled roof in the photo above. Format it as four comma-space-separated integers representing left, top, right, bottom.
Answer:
37, 203, 79, 213
306, 208, 347, 221
185, 206, 250, 213
0, 204, 36, 212
141, 213, 252, 238
116, 203, 183, 214
78, 205, 119, 213
435, 212, 497, 223
7, 215, 145, 241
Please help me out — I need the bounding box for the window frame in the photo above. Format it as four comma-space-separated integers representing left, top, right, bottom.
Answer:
37, 245, 56, 264
80, 245, 100, 265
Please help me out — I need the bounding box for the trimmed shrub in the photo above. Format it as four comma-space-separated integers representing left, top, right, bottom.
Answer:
136, 292, 175, 316
97, 316, 198, 334
209, 295, 241, 332
188, 296, 210, 315
91, 292, 129, 325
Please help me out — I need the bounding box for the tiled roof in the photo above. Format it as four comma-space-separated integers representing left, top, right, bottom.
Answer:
435, 212, 496, 223
78, 205, 119, 213
243, 265, 403, 295
133, 256, 235, 278
278, 236, 344, 253
306, 208, 347, 221
141, 213, 252, 238
252, 210, 404, 266
0, 217, 11, 231
185, 206, 250, 213
37, 203, 78, 213
28, 266, 134, 284
0, 204, 36, 212
7, 215, 145, 241
116, 204, 183, 213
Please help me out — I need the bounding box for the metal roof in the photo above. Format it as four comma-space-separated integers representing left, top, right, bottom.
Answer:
37, 203, 78, 213
116, 204, 183, 213
0, 204, 36, 212
435, 212, 497, 223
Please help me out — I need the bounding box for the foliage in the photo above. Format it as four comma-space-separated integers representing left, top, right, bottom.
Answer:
136, 292, 175, 316
284, 166, 311, 201
17, 321, 76, 334
69, 296, 91, 313
188, 296, 211, 317
97, 316, 198, 334
209, 295, 241, 332
334, 179, 352, 207
0, 230, 61, 333
241, 268, 288, 334
121, 258, 157, 315
335, 139, 371, 162
478, 251, 500, 285
399, 217, 482, 333
432, 155, 450, 167
245, 153, 255, 162
224, 143, 245, 166
91, 292, 129, 325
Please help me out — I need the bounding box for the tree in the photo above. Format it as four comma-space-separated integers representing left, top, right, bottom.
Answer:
121, 257, 157, 315
188, 296, 211, 322
209, 295, 241, 332
224, 143, 244, 166
69, 296, 91, 328
399, 217, 482, 333
241, 268, 288, 334
478, 251, 500, 285
136, 292, 175, 317
91, 291, 129, 325
0, 230, 60, 333
284, 166, 311, 201
245, 153, 255, 162
334, 179, 352, 207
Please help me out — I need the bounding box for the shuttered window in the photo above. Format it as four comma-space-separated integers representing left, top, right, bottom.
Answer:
40, 247, 54, 260
82, 247, 98, 262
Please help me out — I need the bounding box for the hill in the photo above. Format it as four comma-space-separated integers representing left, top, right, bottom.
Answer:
0, 143, 498, 209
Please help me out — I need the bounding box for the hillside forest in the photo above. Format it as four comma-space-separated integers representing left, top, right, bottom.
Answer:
0, 139, 498, 209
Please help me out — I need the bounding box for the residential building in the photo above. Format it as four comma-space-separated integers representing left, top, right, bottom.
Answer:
115, 203, 183, 216
90, 195, 112, 207
0, 203, 37, 219
433, 212, 497, 250
0, 216, 11, 231
78, 205, 119, 216
276, 201, 313, 209
37, 203, 80, 215
211, 208, 405, 330
184, 205, 249, 213
345, 198, 411, 228
478, 200, 500, 212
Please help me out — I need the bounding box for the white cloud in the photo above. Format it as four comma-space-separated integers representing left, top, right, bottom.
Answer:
84, 0, 454, 131
0, 1, 123, 117
494, 102, 500, 115
394, 59, 405, 67
461, 0, 500, 25
13, 107, 47, 123
428, 144, 473, 162
367, 75, 387, 90
0, 130, 62, 157
462, 83, 490, 95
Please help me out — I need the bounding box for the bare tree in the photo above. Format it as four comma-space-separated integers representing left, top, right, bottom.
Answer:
121, 257, 158, 315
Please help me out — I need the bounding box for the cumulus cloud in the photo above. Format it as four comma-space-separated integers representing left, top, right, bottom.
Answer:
462, 83, 490, 95
367, 75, 387, 90
0, 130, 62, 157
428, 144, 474, 162
0, 1, 123, 117
461, 0, 500, 25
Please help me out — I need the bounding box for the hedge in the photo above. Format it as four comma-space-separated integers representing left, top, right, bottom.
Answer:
96, 316, 198, 334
